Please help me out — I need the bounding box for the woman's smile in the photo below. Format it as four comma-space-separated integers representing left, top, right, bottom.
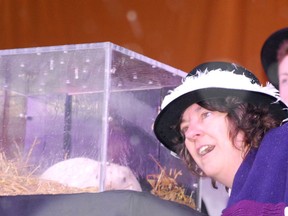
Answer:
198, 145, 215, 156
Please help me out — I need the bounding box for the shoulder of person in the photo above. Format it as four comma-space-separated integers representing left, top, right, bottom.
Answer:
265, 122, 288, 137
259, 122, 288, 152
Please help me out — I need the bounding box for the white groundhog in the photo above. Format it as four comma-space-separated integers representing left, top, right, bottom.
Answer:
40, 157, 142, 191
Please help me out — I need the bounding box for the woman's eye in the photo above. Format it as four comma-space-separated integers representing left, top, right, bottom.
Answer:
180, 127, 187, 134
280, 78, 287, 84
180, 125, 188, 135
202, 111, 212, 119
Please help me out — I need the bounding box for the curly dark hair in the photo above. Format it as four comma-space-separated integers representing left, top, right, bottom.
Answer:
174, 96, 282, 179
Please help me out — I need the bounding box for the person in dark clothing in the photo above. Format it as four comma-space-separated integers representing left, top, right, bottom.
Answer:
154, 61, 288, 215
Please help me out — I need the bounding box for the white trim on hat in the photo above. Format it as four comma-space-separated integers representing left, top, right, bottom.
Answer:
161, 69, 282, 110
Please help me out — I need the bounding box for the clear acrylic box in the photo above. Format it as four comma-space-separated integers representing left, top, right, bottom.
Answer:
0, 42, 200, 209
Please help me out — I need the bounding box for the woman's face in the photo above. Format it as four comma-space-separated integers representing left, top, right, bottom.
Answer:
180, 103, 245, 188
279, 55, 288, 104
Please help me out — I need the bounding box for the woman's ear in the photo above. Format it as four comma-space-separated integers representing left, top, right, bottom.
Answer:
234, 131, 246, 150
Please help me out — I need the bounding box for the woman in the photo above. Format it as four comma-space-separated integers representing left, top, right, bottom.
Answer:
154, 62, 288, 215
261, 27, 288, 103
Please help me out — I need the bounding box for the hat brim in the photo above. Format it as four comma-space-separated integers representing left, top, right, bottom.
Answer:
154, 87, 288, 153
261, 28, 288, 89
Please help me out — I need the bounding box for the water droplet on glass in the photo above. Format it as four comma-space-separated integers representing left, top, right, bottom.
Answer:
74, 68, 79, 79
110, 67, 116, 74
50, 60, 54, 70
108, 116, 113, 122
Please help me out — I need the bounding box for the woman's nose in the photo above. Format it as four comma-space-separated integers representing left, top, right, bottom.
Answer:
185, 124, 203, 141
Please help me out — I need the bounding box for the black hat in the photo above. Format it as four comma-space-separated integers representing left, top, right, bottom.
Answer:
154, 62, 288, 153
261, 27, 288, 89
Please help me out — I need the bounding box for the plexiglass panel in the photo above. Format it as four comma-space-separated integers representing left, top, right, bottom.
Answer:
0, 42, 199, 210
